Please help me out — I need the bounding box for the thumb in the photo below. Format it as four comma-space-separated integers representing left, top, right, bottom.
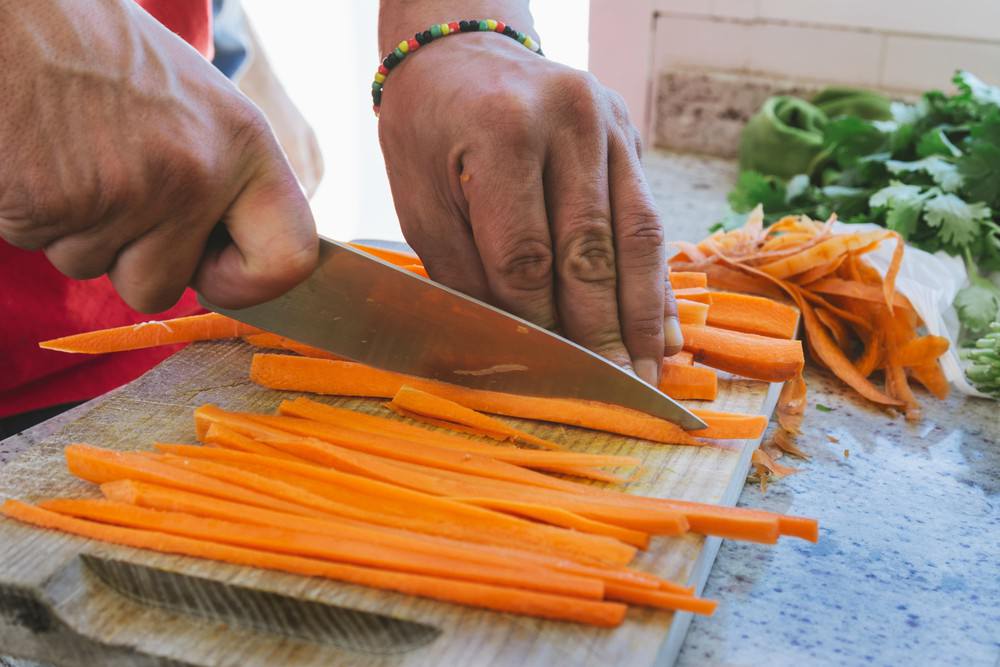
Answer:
192, 161, 318, 308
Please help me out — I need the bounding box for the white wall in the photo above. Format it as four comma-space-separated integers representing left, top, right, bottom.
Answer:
243, 1, 589, 243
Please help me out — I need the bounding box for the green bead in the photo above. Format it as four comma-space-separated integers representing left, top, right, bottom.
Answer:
372, 81, 382, 92
479, 20, 489, 30
430, 24, 442, 38
393, 47, 405, 59
516, 31, 526, 42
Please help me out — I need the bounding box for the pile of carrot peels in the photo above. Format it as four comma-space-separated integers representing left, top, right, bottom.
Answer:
3, 393, 819, 626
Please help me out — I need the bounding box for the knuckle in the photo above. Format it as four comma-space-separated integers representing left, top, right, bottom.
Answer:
550, 71, 603, 131
626, 313, 665, 340
561, 222, 616, 285
618, 208, 665, 264
476, 91, 537, 146
493, 236, 553, 292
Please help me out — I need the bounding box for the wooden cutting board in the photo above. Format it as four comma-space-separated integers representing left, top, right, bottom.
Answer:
0, 341, 782, 667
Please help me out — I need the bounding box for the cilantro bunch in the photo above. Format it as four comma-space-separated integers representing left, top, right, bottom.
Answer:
722, 71, 1000, 339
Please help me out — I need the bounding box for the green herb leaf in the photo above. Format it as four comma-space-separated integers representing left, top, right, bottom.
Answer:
727, 171, 788, 213
886, 156, 964, 192
957, 112, 1000, 206
953, 70, 1000, 108
917, 127, 963, 157
869, 182, 932, 239
923, 193, 992, 248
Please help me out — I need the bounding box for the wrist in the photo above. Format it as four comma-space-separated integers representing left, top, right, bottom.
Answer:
377, 0, 535, 56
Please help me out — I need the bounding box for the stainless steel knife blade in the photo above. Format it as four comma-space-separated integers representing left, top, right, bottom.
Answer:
199, 238, 707, 430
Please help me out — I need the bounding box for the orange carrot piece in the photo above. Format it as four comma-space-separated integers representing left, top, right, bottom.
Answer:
4, 500, 624, 627
242, 332, 343, 360
704, 292, 799, 339
757, 230, 895, 279
663, 350, 695, 365
668, 271, 708, 289
649, 498, 811, 542
42, 498, 602, 600
676, 299, 710, 326
39, 313, 258, 354
151, 444, 636, 565
659, 363, 718, 401
348, 243, 420, 266
203, 423, 304, 462
681, 324, 804, 382
814, 308, 853, 350
252, 356, 766, 445
673, 287, 713, 304
805, 278, 913, 310
910, 361, 949, 399
604, 582, 717, 616
102, 479, 664, 591
194, 404, 299, 442
895, 335, 949, 367
792, 254, 847, 285
388, 385, 568, 452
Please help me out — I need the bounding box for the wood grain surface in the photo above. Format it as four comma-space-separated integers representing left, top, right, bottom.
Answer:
0, 341, 781, 667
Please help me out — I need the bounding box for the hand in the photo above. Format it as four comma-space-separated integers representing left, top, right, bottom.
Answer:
377, 22, 680, 386
0, 0, 318, 313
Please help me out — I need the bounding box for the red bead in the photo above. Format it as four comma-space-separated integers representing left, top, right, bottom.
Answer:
448, 21, 460, 33
378, 64, 389, 76
373, 104, 381, 115
407, 38, 419, 51
495, 21, 506, 33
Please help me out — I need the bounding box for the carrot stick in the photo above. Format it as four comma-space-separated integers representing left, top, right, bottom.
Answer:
672, 287, 713, 304
450, 497, 651, 549
39, 313, 258, 354
3, 500, 625, 627
659, 363, 718, 401
251, 356, 768, 445
681, 324, 804, 382
101, 479, 663, 591
348, 243, 420, 266
604, 582, 717, 615
668, 271, 708, 289
203, 423, 305, 461
663, 350, 695, 365
242, 332, 343, 360
676, 299, 710, 326
704, 292, 799, 339
195, 404, 298, 442
150, 445, 637, 565
41, 498, 603, 600
388, 385, 569, 452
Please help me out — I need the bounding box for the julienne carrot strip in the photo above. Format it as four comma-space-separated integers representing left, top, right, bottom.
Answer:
659, 363, 718, 401
667, 271, 708, 289
242, 332, 344, 360
149, 445, 637, 565
100, 479, 666, 592
1, 500, 626, 627
40, 498, 603, 600
603, 582, 717, 616
704, 291, 799, 339
347, 242, 420, 267
195, 404, 298, 442
250, 355, 766, 445
676, 299, 709, 326
388, 385, 569, 452
672, 287, 713, 304
38, 313, 259, 354
203, 423, 304, 462
449, 497, 651, 549
681, 324, 804, 383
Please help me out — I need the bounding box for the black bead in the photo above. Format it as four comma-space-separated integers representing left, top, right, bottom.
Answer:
459, 20, 469, 31
422, 30, 433, 42
468, 19, 479, 30
415, 32, 428, 45
503, 26, 516, 37
384, 53, 399, 68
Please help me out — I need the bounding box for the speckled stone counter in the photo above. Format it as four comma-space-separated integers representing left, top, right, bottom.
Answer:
645, 151, 1000, 667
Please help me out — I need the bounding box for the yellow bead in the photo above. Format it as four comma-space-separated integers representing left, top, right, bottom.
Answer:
398, 40, 409, 53
524, 36, 536, 50
374, 72, 386, 83
487, 19, 497, 30
440, 23, 450, 35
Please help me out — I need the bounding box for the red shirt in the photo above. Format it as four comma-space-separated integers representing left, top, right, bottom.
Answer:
0, 0, 214, 419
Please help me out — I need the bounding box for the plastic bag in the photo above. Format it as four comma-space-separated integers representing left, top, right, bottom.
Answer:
831, 222, 990, 398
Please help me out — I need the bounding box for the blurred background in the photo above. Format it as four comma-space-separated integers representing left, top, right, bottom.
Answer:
243, 0, 1000, 240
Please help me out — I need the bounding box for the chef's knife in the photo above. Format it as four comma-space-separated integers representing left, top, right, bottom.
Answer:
200, 238, 707, 430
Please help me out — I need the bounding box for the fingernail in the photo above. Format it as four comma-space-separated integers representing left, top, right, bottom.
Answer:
664, 315, 684, 353
634, 357, 660, 387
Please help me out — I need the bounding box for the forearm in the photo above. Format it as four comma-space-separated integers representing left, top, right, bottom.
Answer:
377, 0, 536, 55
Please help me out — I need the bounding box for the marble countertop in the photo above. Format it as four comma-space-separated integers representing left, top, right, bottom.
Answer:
645, 151, 1000, 667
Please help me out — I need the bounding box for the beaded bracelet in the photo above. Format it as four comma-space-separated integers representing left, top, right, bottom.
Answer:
372, 19, 543, 116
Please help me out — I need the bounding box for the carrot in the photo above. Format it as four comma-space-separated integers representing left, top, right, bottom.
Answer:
805, 278, 913, 310
681, 324, 804, 382
242, 332, 343, 360
672, 287, 713, 304
2, 500, 625, 627
251, 356, 767, 445
659, 363, 718, 401
668, 271, 708, 289
814, 308, 852, 350
388, 385, 568, 452
676, 299, 710, 326
277, 399, 642, 471
910, 361, 949, 399
104, 479, 668, 592
150, 445, 637, 565
203, 423, 304, 462
604, 582, 717, 616
757, 230, 895, 279
663, 350, 695, 366
194, 404, 298, 442
348, 243, 420, 267
704, 292, 799, 339
894, 335, 949, 367
402, 264, 429, 278
41, 498, 603, 600
793, 254, 847, 285
647, 498, 813, 542
39, 313, 258, 354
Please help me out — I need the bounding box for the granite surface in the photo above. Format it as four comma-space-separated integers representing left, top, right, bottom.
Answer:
2, 152, 997, 667
645, 150, 1000, 667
